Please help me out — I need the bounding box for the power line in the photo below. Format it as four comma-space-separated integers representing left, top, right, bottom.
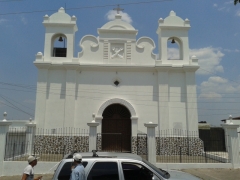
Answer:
0, 0, 172, 16
0, 101, 33, 117
0, 94, 35, 111
0, 79, 240, 97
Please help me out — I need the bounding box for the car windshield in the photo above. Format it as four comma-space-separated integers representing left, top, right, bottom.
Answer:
143, 159, 170, 179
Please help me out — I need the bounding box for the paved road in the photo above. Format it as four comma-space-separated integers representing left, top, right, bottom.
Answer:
1, 169, 240, 180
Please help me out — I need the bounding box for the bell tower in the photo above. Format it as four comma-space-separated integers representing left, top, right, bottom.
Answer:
156, 11, 190, 64
42, 7, 78, 59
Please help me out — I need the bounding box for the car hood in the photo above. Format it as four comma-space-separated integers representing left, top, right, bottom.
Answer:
168, 170, 201, 180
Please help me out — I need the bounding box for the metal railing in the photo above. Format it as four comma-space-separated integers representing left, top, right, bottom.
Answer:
4, 127, 89, 162
156, 129, 229, 163
97, 133, 122, 152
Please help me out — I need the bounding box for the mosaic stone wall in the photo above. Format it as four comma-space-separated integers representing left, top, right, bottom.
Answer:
96, 135, 102, 151
136, 135, 148, 155
156, 137, 204, 156
34, 135, 89, 154
131, 137, 137, 154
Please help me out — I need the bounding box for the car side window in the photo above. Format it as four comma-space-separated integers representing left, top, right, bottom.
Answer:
87, 162, 119, 180
58, 161, 88, 180
121, 162, 154, 180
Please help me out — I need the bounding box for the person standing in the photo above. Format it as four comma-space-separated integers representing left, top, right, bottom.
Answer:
70, 153, 86, 180
21, 155, 42, 180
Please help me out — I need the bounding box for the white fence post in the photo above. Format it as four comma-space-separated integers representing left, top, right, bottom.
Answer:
221, 124, 240, 169
25, 123, 36, 155
0, 121, 11, 176
87, 122, 99, 152
144, 122, 158, 165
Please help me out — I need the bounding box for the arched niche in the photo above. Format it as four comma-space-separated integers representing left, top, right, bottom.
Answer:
96, 98, 137, 119
51, 33, 68, 57
167, 36, 183, 60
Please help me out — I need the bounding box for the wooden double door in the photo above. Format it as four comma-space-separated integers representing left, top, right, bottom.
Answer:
102, 104, 131, 152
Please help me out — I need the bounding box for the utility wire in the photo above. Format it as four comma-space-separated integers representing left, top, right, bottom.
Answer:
0, 0, 172, 16
0, 79, 240, 97
0, 94, 35, 111
0, 101, 33, 117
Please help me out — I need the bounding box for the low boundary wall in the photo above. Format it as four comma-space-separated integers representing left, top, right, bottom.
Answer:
2, 161, 59, 176
156, 163, 232, 169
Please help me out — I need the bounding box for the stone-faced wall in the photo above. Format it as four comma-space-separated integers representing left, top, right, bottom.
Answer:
34, 135, 89, 154
156, 137, 204, 156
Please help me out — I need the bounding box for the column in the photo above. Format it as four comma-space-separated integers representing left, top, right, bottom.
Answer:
221, 124, 240, 169
64, 66, 77, 127
25, 123, 36, 155
87, 122, 100, 152
144, 122, 158, 165
131, 116, 138, 136
157, 70, 169, 131
34, 68, 49, 128
0, 121, 11, 176
185, 70, 198, 132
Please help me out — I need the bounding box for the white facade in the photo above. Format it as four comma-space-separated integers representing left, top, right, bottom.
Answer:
34, 8, 199, 134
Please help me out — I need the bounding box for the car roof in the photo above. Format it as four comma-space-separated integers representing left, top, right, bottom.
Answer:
65, 152, 143, 161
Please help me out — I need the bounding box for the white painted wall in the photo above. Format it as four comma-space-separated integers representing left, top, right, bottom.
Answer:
34, 8, 199, 134
3, 161, 58, 176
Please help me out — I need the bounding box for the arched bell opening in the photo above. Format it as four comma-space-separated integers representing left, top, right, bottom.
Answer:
101, 104, 131, 152
167, 37, 183, 60
51, 34, 68, 57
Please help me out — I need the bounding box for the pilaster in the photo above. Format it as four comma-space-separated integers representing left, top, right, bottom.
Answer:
64, 67, 77, 127
144, 122, 158, 165
87, 122, 100, 152
35, 68, 49, 128
0, 121, 11, 176
157, 71, 169, 130
221, 124, 240, 169
185, 70, 198, 131
25, 123, 36, 155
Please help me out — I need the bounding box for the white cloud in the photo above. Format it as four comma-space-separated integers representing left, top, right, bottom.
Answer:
224, 48, 240, 53
224, 1, 233, 5
190, 47, 224, 75
236, 9, 240, 16
21, 16, 27, 24
199, 76, 240, 100
213, 4, 218, 7
218, 7, 226, 11
0, 18, 7, 24
166, 47, 225, 75
106, 10, 132, 24
167, 48, 179, 59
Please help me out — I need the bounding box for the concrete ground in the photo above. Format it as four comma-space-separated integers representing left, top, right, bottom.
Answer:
0, 174, 53, 180
1, 169, 240, 180
182, 169, 240, 180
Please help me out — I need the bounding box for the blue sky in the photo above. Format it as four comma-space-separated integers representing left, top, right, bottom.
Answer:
0, 0, 239, 126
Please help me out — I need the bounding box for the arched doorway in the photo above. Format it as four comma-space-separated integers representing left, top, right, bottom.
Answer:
102, 104, 131, 152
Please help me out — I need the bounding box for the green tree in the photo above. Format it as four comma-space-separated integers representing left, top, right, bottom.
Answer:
235, 0, 240, 5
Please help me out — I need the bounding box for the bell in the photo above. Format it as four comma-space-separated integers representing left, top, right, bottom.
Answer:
58, 37, 63, 42
171, 38, 176, 44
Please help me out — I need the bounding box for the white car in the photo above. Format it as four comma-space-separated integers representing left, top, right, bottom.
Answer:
52, 151, 200, 180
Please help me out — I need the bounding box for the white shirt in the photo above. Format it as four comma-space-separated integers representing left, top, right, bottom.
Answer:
23, 165, 34, 180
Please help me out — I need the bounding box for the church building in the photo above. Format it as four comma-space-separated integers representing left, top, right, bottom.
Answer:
34, 7, 199, 151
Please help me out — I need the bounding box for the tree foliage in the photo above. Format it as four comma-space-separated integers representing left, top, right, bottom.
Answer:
235, 0, 240, 5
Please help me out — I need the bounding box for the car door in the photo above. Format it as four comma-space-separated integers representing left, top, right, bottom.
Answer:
119, 160, 163, 180
86, 160, 122, 180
